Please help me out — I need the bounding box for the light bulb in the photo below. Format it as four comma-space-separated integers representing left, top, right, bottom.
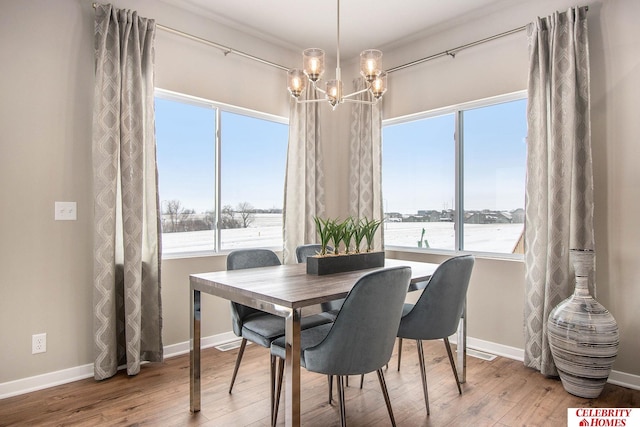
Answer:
287, 69, 307, 98
367, 59, 375, 74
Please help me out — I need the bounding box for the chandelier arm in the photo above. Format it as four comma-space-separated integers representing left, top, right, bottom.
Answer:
295, 98, 327, 105
342, 98, 378, 105
313, 86, 328, 96
342, 87, 371, 100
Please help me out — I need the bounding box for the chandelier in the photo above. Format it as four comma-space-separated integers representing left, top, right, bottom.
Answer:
286, 0, 387, 109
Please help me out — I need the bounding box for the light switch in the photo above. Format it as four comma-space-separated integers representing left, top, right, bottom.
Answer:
55, 201, 77, 221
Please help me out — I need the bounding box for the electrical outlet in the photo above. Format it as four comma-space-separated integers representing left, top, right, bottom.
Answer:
32, 333, 46, 354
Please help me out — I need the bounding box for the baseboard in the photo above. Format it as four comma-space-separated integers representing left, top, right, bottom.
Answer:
466, 336, 525, 362
0, 363, 95, 400
465, 336, 640, 391
162, 331, 239, 359
0, 331, 239, 400
608, 370, 640, 391
2, 333, 638, 399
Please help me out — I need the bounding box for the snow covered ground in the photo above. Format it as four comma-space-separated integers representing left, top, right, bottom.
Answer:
161, 214, 523, 255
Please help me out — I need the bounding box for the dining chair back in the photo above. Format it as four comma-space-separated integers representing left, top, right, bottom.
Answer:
295, 244, 340, 321
226, 248, 332, 426
396, 254, 474, 415
227, 248, 282, 337
271, 266, 411, 426
295, 244, 330, 263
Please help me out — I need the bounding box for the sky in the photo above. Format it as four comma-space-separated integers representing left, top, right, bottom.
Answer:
155, 96, 527, 216
155, 97, 288, 214
382, 98, 527, 213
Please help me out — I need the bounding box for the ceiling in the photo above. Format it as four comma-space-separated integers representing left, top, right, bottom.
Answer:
161, 0, 518, 58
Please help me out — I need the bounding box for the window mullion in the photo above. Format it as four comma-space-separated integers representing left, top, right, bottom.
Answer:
214, 108, 222, 252
455, 110, 464, 251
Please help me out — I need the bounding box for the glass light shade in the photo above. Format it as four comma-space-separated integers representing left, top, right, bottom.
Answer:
303, 48, 325, 82
326, 79, 342, 108
287, 69, 307, 98
371, 72, 387, 99
360, 49, 383, 82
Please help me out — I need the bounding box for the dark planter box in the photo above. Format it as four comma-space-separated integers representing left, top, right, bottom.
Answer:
306, 251, 385, 275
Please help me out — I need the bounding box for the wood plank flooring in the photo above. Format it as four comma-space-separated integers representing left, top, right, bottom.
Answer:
1, 340, 638, 426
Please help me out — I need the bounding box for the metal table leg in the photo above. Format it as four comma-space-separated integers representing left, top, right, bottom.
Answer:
190, 286, 201, 412
284, 308, 302, 426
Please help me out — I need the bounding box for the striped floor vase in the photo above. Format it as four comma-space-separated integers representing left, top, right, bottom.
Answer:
547, 249, 619, 399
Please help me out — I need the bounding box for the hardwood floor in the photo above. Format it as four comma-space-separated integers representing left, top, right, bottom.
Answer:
1, 341, 638, 426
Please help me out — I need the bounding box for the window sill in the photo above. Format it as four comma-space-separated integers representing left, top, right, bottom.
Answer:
384, 246, 524, 262
161, 246, 284, 261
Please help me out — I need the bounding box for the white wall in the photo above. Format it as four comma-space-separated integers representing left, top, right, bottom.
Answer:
1, 0, 638, 393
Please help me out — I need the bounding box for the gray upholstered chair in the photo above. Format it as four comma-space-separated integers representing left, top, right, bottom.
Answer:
226, 248, 331, 410
295, 244, 342, 322
295, 243, 332, 263
396, 254, 474, 415
271, 266, 412, 427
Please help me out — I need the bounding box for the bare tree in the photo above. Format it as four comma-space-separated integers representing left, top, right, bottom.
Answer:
162, 200, 192, 232
220, 204, 240, 229
204, 210, 215, 230
236, 202, 255, 228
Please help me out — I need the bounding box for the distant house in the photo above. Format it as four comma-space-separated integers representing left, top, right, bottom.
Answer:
465, 210, 512, 224
511, 208, 525, 223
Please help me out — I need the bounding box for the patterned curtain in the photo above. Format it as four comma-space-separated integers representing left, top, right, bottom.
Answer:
282, 87, 326, 264
92, 4, 163, 380
349, 78, 384, 249
524, 6, 594, 376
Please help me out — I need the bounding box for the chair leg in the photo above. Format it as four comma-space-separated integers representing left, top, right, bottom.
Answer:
397, 338, 403, 371
229, 338, 247, 393
270, 356, 275, 425
337, 376, 347, 427
328, 375, 333, 404
416, 340, 430, 415
443, 338, 462, 395
360, 374, 364, 389
272, 357, 284, 427
376, 369, 397, 427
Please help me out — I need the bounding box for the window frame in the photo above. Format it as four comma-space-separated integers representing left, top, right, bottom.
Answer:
155, 88, 289, 259
382, 90, 527, 260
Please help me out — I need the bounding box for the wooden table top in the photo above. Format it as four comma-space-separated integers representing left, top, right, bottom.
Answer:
190, 258, 438, 310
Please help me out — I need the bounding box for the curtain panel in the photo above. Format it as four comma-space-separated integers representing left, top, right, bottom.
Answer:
92, 4, 163, 380
282, 88, 326, 264
523, 6, 594, 376
349, 78, 384, 250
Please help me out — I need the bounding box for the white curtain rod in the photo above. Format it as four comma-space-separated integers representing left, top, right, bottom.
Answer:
387, 26, 526, 74
91, 2, 289, 71
388, 5, 588, 74
92, 3, 587, 76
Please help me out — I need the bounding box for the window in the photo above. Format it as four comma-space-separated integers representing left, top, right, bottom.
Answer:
155, 90, 288, 257
382, 93, 527, 256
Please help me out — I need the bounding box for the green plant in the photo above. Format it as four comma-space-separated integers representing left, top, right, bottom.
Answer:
313, 216, 382, 255
328, 218, 345, 255
313, 216, 333, 256
362, 218, 382, 252
352, 218, 366, 253
341, 217, 357, 254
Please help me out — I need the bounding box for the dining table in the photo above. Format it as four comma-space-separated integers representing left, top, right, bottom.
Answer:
189, 257, 466, 426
